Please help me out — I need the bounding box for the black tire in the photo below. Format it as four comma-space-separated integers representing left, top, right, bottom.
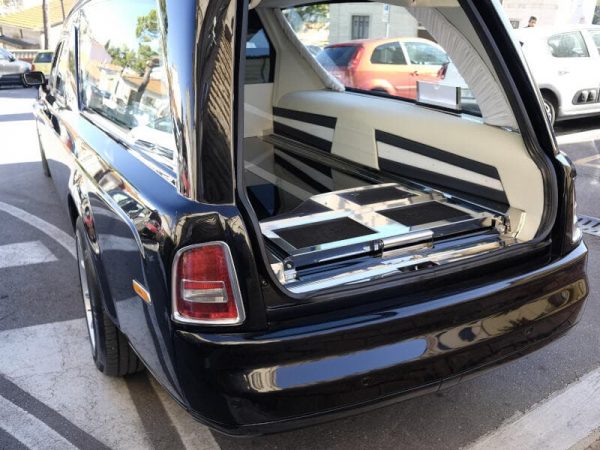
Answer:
75, 218, 144, 377
542, 95, 556, 126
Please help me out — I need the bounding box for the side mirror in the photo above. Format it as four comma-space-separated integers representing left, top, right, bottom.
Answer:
9, 55, 16, 62
22, 71, 47, 88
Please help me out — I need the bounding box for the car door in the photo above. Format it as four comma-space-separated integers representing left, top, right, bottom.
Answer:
363, 41, 414, 98
0, 49, 11, 76
76, 0, 181, 390
545, 31, 597, 114
402, 41, 448, 99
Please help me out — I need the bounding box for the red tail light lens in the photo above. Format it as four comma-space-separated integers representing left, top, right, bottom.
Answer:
172, 242, 245, 325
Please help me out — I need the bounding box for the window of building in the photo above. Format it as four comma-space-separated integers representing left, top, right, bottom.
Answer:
351, 15, 369, 40
245, 9, 274, 84
548, 32, 589, 58
370, 42, 406, 65
78, 0, 176, 161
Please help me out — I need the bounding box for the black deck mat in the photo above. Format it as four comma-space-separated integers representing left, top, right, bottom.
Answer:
275, 217, 376, 249
379, 202, 471, 227
338, 186, 415, 205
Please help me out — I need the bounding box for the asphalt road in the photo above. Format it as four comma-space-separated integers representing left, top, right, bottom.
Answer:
1, 86, 600, 450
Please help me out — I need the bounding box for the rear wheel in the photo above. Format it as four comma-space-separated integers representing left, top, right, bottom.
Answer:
75, 218, 144, 376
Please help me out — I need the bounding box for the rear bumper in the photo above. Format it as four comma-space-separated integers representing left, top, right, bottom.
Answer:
173, 242, 588, 435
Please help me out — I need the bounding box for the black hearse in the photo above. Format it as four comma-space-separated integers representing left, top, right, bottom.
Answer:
27, 0, 588, 435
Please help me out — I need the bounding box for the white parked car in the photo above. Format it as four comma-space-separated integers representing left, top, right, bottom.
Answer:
516, 25, 600, 124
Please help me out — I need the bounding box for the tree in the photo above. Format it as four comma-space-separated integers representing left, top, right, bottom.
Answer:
105, 9, 161, 106
42, 0, 49, 49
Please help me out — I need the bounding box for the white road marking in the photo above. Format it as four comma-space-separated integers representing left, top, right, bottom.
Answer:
465, 367, 600, 450
0, 201, 75, 258
0, 319, 220, 450
557, 130, 600, 146
0, 396, 77, 450
0, 241, 57, 269
573, 154, 600, 169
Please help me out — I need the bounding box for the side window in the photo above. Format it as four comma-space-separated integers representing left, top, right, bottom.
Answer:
589, 30, 600, 55
548, 32, 589, 58
405, 42, 448, 65
78, 0, 175, 157
370, 42, 406, 65
52, 32, 77, 108
245, 10, 274, 84
0, 49, 9, 60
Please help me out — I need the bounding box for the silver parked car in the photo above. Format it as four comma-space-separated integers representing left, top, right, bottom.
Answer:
0, 48, 31, 86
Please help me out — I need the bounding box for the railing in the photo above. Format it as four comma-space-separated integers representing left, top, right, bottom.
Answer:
11, 49, 45, 63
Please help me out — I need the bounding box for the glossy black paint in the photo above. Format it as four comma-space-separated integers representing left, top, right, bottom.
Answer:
32, 0, 590, 435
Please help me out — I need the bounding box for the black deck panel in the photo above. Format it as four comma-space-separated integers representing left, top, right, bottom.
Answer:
378, 202, 470, 227
275, 218, 376, 249
338, 186, 415, 205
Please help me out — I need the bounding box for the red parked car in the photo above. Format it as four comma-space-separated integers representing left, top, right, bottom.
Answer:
317, 37, 449, 99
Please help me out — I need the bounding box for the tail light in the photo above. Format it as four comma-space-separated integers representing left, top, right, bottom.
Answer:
437, 63, 448, 80
172, 242, 245, 325
346, 46, 364, 85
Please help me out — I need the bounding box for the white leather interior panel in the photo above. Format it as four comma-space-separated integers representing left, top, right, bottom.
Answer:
276, 90, 544, 240
244, 84, 274, 138
275, 116, 335, 142
378, 142, 504, 192
257, 9, 327, 104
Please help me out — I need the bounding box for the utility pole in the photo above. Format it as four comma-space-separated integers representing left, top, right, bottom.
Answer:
42, 0, 49, 50
60, 0, 65, 20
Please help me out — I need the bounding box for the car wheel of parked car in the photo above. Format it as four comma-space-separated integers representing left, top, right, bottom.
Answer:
75, 218, 144, 377
542, 95, 556, 125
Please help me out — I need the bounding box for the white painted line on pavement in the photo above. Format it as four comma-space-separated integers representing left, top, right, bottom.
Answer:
0, 201, 75, 258
465, 367, 600, 450
557, 130, 600, 146
0, 241, 57, 269
0, 319, 220, 450
0, 396, 78, 450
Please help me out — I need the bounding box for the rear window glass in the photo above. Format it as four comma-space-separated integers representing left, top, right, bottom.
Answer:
284, 2, 479, 115
78, 0, 176, 165
317, 45, 358, 68
245, 9, 274, 84
34, 52, 53, 63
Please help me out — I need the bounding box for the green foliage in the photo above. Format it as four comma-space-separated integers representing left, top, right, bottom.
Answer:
106, 9, 159, 76
136, 9, 159, 41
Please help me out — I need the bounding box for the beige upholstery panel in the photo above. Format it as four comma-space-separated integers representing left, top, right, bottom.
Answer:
276, 90, 544, 240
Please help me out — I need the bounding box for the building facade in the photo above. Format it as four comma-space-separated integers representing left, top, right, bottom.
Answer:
328, 3, 417, 45
500, 0, 599, 28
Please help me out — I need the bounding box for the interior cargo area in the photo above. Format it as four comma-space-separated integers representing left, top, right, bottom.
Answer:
241, 3, 547, 293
